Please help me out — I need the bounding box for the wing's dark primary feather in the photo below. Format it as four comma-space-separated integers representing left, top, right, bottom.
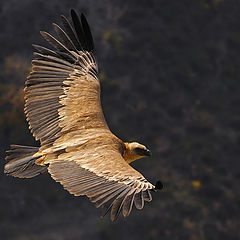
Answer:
52, 23, 78, 52
32, 44, 60, 58
40, 31, 76, 60
60, 14, 82, 50
71, 9, 88, 51
134, 191, 144, 209
81, 13, 94, 51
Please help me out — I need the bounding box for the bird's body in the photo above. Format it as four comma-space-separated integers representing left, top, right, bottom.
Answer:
4, 10, 160, 221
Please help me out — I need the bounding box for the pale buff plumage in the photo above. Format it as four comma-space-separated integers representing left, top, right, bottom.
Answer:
4, 10, 159, 221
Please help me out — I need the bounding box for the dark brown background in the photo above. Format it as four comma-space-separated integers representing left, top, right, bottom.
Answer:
0, 0, 239, 239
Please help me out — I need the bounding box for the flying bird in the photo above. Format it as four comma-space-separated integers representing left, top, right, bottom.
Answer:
4, 10, 162, 221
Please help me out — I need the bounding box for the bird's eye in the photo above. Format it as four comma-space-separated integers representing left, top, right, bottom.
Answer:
135, 147, 145, 155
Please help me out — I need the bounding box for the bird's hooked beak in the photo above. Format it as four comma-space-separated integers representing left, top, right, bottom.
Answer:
143, 148, 151, 157
133, 145, 152, 158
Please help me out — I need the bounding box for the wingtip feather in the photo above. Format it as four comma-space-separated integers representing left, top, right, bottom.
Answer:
155, 180, 163, 190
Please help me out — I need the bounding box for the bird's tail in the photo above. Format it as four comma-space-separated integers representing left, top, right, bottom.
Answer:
4, 145, 47, 178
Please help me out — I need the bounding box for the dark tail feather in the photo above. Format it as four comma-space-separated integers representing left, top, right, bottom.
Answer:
4, 145, 47, 178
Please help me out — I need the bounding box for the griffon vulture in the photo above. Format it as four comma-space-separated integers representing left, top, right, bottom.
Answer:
4, 10, 162, 221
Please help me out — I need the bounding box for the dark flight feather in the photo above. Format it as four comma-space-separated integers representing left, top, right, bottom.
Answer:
52, 23, 78, 52
134, 191, 144, 209
40, 31, 76, 60
81, 13, 94, 51
60, 14, 82, 50
71, 9, 88, 51
32, 44, 60, 58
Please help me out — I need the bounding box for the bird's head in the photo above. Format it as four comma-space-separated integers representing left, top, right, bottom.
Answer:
123, 142, 151, 163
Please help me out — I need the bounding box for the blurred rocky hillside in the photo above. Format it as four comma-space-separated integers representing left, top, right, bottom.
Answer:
0, 0, 239, 239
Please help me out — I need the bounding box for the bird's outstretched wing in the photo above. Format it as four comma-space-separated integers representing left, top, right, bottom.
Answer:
25, 10, 102, 151
48, 146, 155, 221
25, 10, 156, 220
